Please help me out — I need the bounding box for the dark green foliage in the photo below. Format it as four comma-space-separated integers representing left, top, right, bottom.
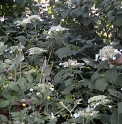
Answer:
0, 0, 122, 124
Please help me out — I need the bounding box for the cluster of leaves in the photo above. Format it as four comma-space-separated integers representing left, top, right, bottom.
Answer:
0, 0, 122, 124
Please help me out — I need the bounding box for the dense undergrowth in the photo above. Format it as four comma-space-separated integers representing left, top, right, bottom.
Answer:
0, 0, 122, 124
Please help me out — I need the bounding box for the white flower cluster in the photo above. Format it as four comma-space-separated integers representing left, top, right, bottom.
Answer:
14, 15, 42, 26
48, 25, 69, 34
88, 95, 111, 108
59, 59, 84, 68
26, 47, 47, 55
95, 46, 121, 61
5, 45, 25, 53
74, 107, 99, 118
34, 83, 54, 93
73, 95, 110, 119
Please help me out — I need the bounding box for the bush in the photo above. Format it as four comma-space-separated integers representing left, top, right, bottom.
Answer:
0, 0, 122, 124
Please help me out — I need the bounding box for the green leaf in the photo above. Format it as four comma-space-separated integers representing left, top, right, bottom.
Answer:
65, 94, 72, 102
0, 114, 8, 122
26, 74, 33, 83
118, 102, 122, 115
15, 55, 24, 64
8, 81, 16, 89
65, 78, 74, 87
17, 78, 26, 89
54, 69, 74, 83
62, 85, 74, 94
108, 89, 122, 99
97, 60, 107, 71
4, 59, 13, 64
105, 68, 118, 84
55, 47, 72, 60
83, 20, 91, 25
100, 114, 110, 124
110, 109, 122, 124
107, 10, 114, 17
0, 100, 9, 108
91, 71, 100, 81
15, 0, 23, 4
15, 36, 26, 45
95, 78, 108, 91
113, 20, 122, 26
115, 74, 122, 86
36, 73, 42, 82
0, 42, 7, 55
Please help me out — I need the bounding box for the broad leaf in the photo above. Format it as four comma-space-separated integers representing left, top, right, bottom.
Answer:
15, 55, 24, 64
118, 102, 122, 115
95, 78, 108, 91
17, 77, 26, 89
115, 74, 122, 86
0, 100, 9, 108
65, 94, 72, 102
110, 109, 122, 124
26, 74, 33, 83
0, 114, 8, 122
108, 89, 122, 99
55, 47, 72, 60
105, 68, 118, 84
100, 114, 110, 124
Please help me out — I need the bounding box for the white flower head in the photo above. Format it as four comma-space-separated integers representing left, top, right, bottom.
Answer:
14, 15, 42, 26
59, 59, 84, 68
5, 45, 25, 53
89, 95, 110, 107
95, 46, 121, 61
78, 107, 99, 118
26, 47, 47, 55
48, 25, 69, 34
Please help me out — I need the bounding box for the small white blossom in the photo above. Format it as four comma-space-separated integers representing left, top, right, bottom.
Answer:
96, 102, 99, 106
90, 113, 93, 116
73, 113, 79, 118
0, 17, 5, 22
88, 99, 90, 103
50, 112, 56, 119
30, 88, 33, 92
113, 57, 116, 60
36, 92, 40, 96
108, 105, 112, 109
50, 87, 54, 91
95, 54, 99, 61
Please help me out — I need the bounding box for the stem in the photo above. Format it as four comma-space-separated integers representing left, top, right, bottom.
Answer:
0, 27, 16, 44
14, 55, 17, 81
19, 42, 22, 78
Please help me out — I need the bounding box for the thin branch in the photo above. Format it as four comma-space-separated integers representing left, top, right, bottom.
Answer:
19, 42, 22, 78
